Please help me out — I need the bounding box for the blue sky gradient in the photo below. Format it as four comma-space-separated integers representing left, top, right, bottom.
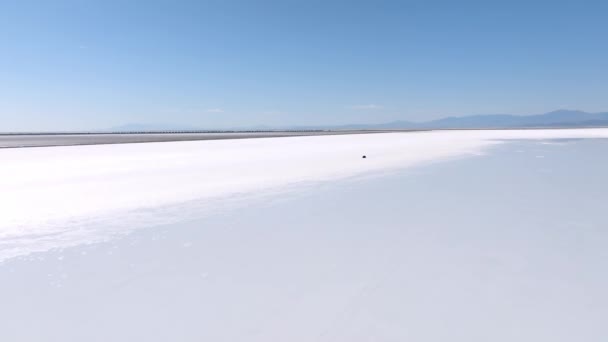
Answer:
1, 0, 607, 131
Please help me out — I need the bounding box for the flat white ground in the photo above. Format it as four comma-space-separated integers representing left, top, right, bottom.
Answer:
1, 129, 607, 341
2, 128, 608, 261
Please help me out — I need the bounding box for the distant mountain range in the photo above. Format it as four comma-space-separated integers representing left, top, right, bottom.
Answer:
313, 110, 608, 130
109, 110, 608, 132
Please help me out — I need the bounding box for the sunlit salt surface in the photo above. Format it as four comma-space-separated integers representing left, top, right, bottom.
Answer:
1, 132, 608, 341
1, 129, 608, 261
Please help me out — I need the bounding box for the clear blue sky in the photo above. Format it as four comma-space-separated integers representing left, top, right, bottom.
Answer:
1, 0, 607, 131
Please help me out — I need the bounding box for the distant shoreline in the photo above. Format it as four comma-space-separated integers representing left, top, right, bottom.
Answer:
2, 127, 607, 149
0, 130, 394, 149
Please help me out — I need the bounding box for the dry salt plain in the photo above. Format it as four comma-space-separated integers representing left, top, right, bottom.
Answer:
1, 129, 608, 341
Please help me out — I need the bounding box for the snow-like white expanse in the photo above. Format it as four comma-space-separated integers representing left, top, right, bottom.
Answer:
2, 128, 608, 261
1, 130, 608, 341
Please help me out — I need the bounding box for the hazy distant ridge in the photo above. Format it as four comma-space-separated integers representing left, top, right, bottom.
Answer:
109, 110, 608, 132
327, 110, 608, 130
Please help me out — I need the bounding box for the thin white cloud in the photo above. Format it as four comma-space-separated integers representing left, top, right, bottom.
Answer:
349, 104, 384, 110
206, 108, 224, 113
260, 110, 284, 115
